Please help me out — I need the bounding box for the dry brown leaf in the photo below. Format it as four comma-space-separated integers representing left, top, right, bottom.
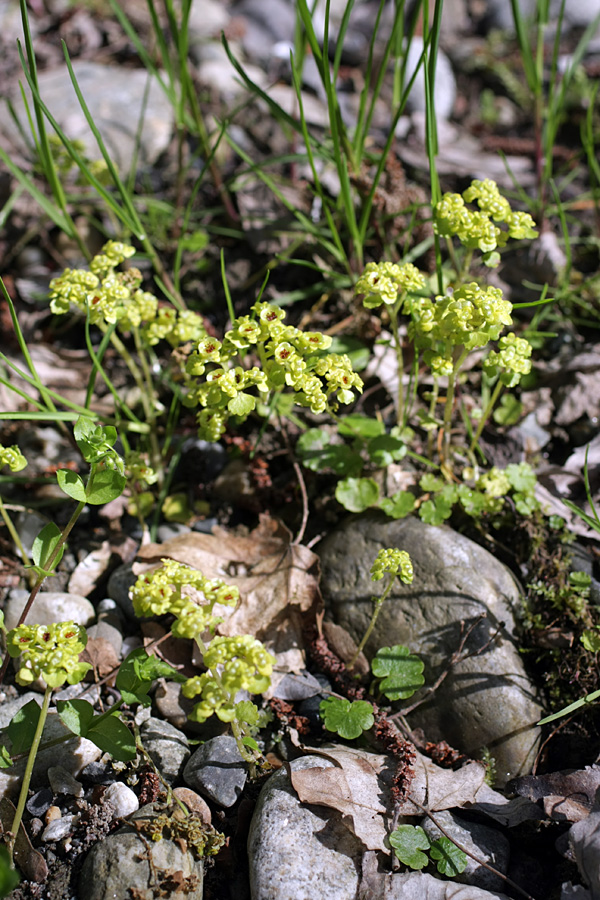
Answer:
382, 871, 511, 899
290, 746, 392, 851
0, 797, 48, 883
568, 801, 600, 900
510, 766, 600, 824
135, 514, 321, 665
141, 622, 197, 677
81, 637, 120, 679
68, 541, 113, 597
396, 754, 488, 816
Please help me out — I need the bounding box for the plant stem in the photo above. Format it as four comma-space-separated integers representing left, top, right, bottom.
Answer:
442, 347, 469, 463
0, 496, 34, 586
469, 379, 503, 454
8, 685, 52, 865
0, 500, 85, 687
388, 304, 405, 428
348, 577, 395, 670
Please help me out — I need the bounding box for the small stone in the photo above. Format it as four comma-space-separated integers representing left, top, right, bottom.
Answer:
140, 717, 190, 784
107, 564, 138, 620
45, 806, 62, 825
42, 814, 77, 842
27, 788, 53, 818
154, 679, 204, 732
183, 736, 247, 807
4, 589, 95, 631
421, 809, 510, 892
78, 802, 203, 900
172, 788, 212, 824
103, 783, 139, 819
48, 766, 84, 797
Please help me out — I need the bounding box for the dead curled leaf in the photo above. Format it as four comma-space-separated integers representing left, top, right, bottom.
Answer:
134, 514, 322, 666
509, 766, 600, 824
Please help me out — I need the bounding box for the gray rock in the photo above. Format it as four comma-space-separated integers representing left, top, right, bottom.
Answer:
404, 36, 456, 120
47, 765, 84, 797
384, 870, 511, 898
140, 717, 190, 784
2, 61, 173, 175
421, 809, 510, 892
318, 513, 542, 784
42, 814, 78, 842
107, 564, 138, 620
4, 589, 95, 631
0, 708, 101, 799
78, 803, 203, 900
247, 755, 363, 900
183, 735, 247, 807
0, 691, 41, 728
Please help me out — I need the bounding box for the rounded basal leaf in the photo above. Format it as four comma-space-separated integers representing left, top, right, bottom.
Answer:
296, 429, 363, 476
337, 414, 384, 440
371, 645, 424, 701
85, 467, 127, 504
319, 697, 374, 739
388, 825, 430, 869
380, 491, 416, 520
336, 477, 380, 513
367, 435, 407, 467
493, 394, 523, 425
228, 391, 256, 417
429, 837, 468, 876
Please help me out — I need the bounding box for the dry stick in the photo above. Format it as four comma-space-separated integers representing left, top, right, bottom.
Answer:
411, 798, 538, 900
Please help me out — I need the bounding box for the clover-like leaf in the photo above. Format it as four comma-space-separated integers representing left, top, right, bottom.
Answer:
388, 825, 430, 869
493, 393, 523, 425
371, 645, 425, 701
505, 462, 537, 493
429, 837, 468, 876
319, 697, 374, 739
380, 490, 416, 520
228, 392, 256, 417
419, 497, 453, 525
367, 435, 407, 467
336, 477, 380, 513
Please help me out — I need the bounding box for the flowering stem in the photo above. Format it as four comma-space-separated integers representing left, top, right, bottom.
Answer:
469, 379, 504, 454
7, 685, 52, 865
388, 304, 405, 428
348, 577, 395, 671
0, 500, 85, 688
442, 347, 469, 463
0, 496, 33, 585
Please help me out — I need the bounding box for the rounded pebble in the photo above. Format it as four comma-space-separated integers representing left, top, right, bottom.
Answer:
103, 782, 139, 819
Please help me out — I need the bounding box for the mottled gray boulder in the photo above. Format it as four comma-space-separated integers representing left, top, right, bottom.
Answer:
248, 756, 363, 900
3, 61, 173, 175
78, 803, 203, 900
318, 513, 542, 784
4, 589, 95, 631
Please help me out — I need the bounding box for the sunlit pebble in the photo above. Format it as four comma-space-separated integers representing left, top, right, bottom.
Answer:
45, 805, 61, 825
28, 818, 44, 838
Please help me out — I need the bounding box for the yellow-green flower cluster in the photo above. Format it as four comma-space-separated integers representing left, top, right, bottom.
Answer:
434, 179, 537, 263
483, 332, 532, 387
355, 262, 427, 309
0, 445, 27, 473
185, 301, 363, 440
6, 621, 91, 688
130, 559, 239, 639
48, 242, 205, 347
182, 635, 276, 723
125, 452, 158, 488
411, 283, 513, 368
370, 548, 414, 584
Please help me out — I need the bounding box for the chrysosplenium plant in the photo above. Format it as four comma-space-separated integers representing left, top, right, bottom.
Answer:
355, 179, 536, 463
130, 559, 275, 767
184, 301, 363, 441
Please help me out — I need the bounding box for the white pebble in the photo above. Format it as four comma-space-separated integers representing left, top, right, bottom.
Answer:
103, 782, 139, 819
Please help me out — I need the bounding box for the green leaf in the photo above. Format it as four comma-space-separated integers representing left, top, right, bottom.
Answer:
6, 699, 42, 755
87, 714, 136, 761
380, 491, 416, 520
493, 393, 523, 425
367, 435, 407, 467
235, 700, 259, 726
116, 647, 185, 707
0, 745, 13, 769
31, 522, 64, 570
56, 469, 87, 502
0, 845, 20, 896
429, 837, 468, 876
85, 466, 127, 504
296, 430, 363, 476
336, 477, 380, 513
581, 630, 600, 653
319, 697, 374, 739
419, 497, 453, 525
228, 392, 256, 417
337, 414, 384, 440
388, 825, 430, 869
371, 645, 425, 701
56, 699, 95, 736
241, 736, 260, 752
538, 687, 600, 725
419, 473, 445, 492
505, 462, 537, 493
